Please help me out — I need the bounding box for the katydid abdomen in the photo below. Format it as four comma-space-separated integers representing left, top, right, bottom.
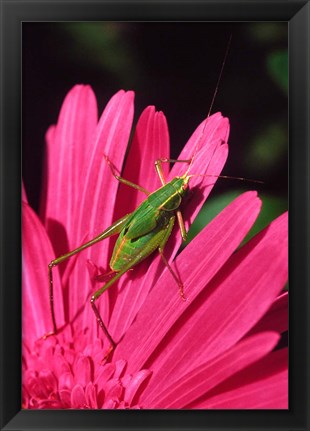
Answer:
110, 214, 175, 271
110, 176, 188, 271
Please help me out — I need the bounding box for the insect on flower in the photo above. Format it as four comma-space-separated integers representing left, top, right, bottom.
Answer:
21, 27, 289, 409
44, 39, 261, 358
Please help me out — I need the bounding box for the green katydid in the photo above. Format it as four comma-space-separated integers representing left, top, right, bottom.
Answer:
45, 136, 261, 356
45, 72, 225, 353
44, 38, 261, 356
46, 154, 197, 352
46, 144, 261, 356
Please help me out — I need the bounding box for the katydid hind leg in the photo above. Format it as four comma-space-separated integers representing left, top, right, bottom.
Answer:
157, 216, 187, 301
90, 248, 158, 357
158, 250, 186, 301
176, 210, 187, 242
90, 266, 130, 358
44, 213, 131, 339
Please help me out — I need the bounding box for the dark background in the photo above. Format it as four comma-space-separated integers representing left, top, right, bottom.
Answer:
22, 22, 288, 238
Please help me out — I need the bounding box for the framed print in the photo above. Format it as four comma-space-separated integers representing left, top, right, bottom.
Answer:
1, 1, 309, 430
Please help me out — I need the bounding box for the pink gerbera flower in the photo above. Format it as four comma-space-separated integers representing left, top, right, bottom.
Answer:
22, 86, 288, 409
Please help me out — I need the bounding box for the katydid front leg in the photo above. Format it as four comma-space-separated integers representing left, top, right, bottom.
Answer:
157, 217, 187, 301
155, 158, 190, 242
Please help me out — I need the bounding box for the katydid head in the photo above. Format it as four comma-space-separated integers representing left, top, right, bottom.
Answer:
169, 174, 191, 199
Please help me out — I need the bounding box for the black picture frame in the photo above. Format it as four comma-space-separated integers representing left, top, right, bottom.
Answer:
0, 1, 309, 430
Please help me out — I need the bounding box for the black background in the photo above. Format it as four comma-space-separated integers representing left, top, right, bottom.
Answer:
22, 22, 288, 217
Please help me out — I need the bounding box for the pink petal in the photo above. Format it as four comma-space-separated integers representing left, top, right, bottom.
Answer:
83, 336, 103, 357
104, 378, 123, 400
114, 359, 127, 378
75, 89, 134, 249
42, 85, 98, 253
38, 369, 58, 396
103, 399, 117, 409
116, 401, 127, 409
25, 369, 54, 399
63, 90, 134, 337
191, 348, 288, 409
85, 382, 98, 408
71, 384, 86, 408
109, 107, 170, 340
73, 355, 92, 386
58, 372, 74, 390
139, 212, 287, 395
24, 371, 43, 398
64, 347, 76, 365
201, 371, 288, 409
37, 399, 63, 409
123, 369, 152, 406
94, 362, 116, 386
247, 291, 288, 336
143, 331, 279, 408
114, 106, 170, 213
114, 191, 261, 373
52, 352, 71, 377
22, 202, 64, 345
59, 389, 71, 408
121, 374, 132, 387
166, 113, 230, 258
169, 112, 229, 180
